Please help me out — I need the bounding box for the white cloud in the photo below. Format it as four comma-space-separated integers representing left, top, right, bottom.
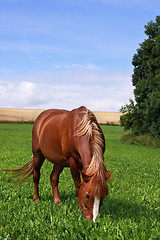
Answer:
0, 67, 134, 111
52, 63, 101, 70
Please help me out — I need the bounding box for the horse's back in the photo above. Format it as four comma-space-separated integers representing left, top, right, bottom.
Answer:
33, 109, 68, 134
35, 109, 68, 124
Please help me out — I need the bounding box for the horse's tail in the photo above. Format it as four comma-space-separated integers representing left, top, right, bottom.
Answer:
2, 156, 34, 184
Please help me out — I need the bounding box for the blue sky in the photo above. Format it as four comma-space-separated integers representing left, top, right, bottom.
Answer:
0, 0, 159, 111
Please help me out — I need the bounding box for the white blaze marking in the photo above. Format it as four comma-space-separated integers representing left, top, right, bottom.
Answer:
93, 197, 100, 222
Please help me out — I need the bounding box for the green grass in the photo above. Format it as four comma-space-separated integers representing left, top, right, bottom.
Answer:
0, 123, 160, 240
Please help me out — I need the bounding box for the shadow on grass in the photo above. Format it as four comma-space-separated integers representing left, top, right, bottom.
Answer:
29, 190, 77, 204
23, 187, 160, 222
28, 190, 159, 222
2, 175, 159, 223
101, 196, 160, 221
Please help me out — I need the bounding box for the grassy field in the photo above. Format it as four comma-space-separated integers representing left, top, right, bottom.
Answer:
0, 124, 160, 240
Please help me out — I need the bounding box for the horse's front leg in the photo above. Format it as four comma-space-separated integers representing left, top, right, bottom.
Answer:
50, 164, 63, 205
69, 157, 81, 196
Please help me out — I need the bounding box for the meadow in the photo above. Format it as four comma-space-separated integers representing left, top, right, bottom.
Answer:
0, 124, 159, 240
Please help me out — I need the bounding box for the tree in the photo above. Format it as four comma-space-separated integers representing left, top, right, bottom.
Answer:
120, 16, 160, 138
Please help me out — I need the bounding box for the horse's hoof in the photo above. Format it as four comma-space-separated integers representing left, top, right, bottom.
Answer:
33, 195, 39, 202
54, 200, 61, 205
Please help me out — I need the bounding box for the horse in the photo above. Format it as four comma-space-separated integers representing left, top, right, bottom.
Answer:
4, 106, 112, 222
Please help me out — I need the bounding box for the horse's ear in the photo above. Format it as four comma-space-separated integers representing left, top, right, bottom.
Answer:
82, 172, 90, 182
105, 171, 112, 180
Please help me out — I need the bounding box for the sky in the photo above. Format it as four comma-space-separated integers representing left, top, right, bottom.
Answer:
0, 0, 159, 111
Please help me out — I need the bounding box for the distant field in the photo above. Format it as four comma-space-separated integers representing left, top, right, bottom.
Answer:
0, 124, 159, 239
0, 108, 43, 123
0, 108, 123, 125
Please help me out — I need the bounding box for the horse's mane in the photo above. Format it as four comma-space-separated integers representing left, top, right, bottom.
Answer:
75, 108, 111, 198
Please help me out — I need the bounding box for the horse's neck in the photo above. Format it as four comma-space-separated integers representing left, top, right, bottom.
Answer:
77, 137, 92, 171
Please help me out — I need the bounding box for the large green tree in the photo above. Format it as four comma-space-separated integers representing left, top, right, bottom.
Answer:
120, 16, 160, 138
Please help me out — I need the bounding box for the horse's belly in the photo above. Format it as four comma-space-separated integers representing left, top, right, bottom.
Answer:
47, 154, 69, 167
42, 145, 69, 167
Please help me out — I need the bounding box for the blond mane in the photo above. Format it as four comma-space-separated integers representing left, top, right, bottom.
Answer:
75, 108, 108, 198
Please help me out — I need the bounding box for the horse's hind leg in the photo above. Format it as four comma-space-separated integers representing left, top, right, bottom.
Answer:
32, 151, 45, 202
50, 164, 63, 205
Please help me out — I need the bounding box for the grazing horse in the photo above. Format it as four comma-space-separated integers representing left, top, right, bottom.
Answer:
4, 106, 112, 221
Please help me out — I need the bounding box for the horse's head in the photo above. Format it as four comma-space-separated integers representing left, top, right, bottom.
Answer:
78, 181, 103, 222
78, 171, 112, 221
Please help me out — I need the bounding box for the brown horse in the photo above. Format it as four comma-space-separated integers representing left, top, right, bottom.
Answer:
4, 106, 112, 221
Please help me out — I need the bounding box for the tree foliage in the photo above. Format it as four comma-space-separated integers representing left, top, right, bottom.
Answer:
120, 16, 160, 138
